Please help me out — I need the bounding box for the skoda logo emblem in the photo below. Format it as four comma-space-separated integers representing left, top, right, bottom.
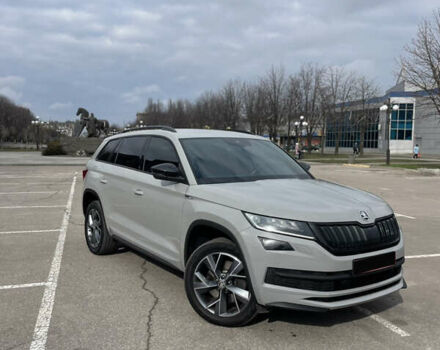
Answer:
360, 211, 369, 221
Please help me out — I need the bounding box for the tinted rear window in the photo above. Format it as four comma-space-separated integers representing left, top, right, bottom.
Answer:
115, 136, 147, 170
97, 139, 120, 163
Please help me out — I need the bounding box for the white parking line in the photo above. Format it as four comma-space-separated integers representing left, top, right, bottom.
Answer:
357, 306, 410, 337
0, 182, 72, 185
0, 174, 73, 178
30, 174, 77, 350
0, 282, 49, 290
395, 213, 416, 219
0, 205, 65, 209
406, 253, 440, 259
0, 229, 61, 235
0, 191, 58, 195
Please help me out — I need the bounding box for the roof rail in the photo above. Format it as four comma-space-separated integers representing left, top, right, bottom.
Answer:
121, 125, 176, 133
232, 129, 254, 135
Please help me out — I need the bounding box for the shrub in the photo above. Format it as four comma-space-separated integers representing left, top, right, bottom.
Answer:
42, 140, 66, 156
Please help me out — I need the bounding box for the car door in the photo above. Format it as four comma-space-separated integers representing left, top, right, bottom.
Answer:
91, 137, 122, 231
129, 136, 188, 267
104, 136, 150, 242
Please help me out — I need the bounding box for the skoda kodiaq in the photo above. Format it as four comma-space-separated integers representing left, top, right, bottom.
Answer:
82, 127, 405, 326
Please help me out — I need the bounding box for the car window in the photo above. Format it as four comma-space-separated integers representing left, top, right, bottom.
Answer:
143, 137, 179, 173
115, 136, 147, 170
96, 139, 120, 163
180, 137, 310, 184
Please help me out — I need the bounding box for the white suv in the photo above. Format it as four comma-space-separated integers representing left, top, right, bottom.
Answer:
83, 127, 405, 326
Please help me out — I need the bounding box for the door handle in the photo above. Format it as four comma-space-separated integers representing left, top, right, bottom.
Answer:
134, 189, 143, 196
100, 178, 108, 184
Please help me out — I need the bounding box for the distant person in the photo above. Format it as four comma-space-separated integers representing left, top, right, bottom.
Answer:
353, 142, 360, 156
413, 144, 420, 159
295, 142, 302, 159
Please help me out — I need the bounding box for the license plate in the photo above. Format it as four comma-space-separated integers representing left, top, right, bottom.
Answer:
353, 252, 396, 275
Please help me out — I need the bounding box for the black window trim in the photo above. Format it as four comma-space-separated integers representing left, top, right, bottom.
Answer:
96, 135, 188, 184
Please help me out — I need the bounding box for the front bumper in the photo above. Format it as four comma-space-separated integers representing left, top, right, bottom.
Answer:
239, 226, 405, 310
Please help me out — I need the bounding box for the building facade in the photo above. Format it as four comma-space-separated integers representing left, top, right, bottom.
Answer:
324, 81, 440, 155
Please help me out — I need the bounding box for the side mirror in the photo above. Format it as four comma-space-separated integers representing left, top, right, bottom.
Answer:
298, 161, 311, 172
151, 163, 185, 183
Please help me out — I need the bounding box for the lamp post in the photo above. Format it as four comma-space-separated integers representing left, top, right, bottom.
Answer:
379, 101, 399, 166
294, 121, 299, 145
31, 116, 41, 150
294, 115, 308, 147
293, 116, 308, 159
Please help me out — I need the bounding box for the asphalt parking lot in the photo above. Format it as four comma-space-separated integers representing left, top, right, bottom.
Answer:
1, 162, 439, 349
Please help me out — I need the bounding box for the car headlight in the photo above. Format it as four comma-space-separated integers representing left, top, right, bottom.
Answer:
244, 212, 314, 240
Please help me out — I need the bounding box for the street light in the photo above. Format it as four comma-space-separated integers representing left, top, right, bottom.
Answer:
31, 116, 41, 150
294, 116, 307, 158
380, 102, 399, 166
294, 121, 299, 145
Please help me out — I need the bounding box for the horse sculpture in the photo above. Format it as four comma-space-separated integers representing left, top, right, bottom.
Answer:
76, 107, 109, 137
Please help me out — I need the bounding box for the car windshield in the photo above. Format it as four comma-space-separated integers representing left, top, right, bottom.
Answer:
180, 137, 310, 184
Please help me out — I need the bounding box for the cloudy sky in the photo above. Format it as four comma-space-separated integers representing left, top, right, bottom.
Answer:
0, 0, 438, 124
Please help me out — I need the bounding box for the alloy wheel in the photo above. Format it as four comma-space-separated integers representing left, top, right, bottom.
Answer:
192, 252, 251, 317
86, 208, 102, 249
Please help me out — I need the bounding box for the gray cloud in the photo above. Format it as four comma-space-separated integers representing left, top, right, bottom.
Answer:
121, 84, 161, 104
0, 0, 438, 123
48, 101, 73, 110
0, 75, 25, 101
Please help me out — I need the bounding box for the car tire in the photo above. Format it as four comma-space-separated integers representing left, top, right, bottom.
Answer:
184, 238, 258, 327
84, 200, 117, 255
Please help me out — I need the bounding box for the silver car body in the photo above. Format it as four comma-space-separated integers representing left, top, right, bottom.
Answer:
84, 129, 404, 311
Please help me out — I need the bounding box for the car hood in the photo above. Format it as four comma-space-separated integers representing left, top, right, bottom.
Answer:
187, 178, 393, 224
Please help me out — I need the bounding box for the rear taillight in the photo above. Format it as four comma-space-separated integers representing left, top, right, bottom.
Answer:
82, 169, 88, 180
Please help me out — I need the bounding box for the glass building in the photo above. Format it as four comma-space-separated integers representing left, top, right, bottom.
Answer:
390, 103, 413, 141
323, 79, 439, 155
326, 110, 379, 149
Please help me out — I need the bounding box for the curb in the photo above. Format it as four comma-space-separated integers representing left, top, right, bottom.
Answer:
417, 168, 440, 176
342, 164, 371, 168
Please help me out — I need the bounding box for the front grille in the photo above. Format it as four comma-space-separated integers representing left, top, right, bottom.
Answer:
264, 258, 404, 292
311, 215, 400, 256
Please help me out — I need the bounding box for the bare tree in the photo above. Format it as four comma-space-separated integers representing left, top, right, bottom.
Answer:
192, 91, 224, 128
0, 95, 35, 144
241, 82, 263, 134
284, 75, 302, 147
219, 80, 242, 129
400, 9, 440, 116
318, 83, 332, 154
324, 67, 357, 154
261, 65, 286, 141
353, 76, 380, 155
298, 63, 326, 153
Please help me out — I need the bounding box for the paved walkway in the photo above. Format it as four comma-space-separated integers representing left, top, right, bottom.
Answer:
306, 155, 440, 162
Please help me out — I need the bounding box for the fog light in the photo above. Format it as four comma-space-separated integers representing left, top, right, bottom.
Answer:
258, 237, 294, 251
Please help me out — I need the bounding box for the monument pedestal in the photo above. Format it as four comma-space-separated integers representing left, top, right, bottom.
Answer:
60, 136, 103, 156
